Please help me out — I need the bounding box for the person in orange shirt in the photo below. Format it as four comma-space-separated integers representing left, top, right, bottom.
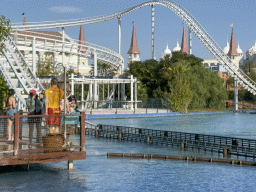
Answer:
45, 78, 64, 133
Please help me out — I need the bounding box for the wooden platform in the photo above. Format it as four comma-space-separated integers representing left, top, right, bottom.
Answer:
0, 112, 86, 168
0, 150, 86, 166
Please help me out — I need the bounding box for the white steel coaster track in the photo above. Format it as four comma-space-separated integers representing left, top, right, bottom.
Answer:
8, 0, 256, 95
10, 31, 124, 74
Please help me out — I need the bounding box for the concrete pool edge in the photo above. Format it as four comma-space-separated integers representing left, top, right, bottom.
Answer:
85, 110, 256, 119
107, 153, 256, 167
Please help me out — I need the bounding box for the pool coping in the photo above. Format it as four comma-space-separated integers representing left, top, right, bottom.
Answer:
85, 110, 256, 119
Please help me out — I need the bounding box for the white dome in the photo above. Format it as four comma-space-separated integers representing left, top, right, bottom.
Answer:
250, 41, 256, 52
164, 43, 172, 54
173, 41, 181, 52
223, 41, 230, 55
237, 43, 243, 54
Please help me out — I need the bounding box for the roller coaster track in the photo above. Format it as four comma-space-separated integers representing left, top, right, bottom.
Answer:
6, 0, 256, 96
10, 31, 124, 73
0, 36, 44, 109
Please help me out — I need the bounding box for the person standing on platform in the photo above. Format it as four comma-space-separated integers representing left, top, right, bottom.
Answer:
45, 78, 64, 133
3, 89, 17, 141
26, 89, 43, 147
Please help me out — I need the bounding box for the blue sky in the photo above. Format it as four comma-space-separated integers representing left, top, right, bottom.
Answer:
1, 0, 256, 67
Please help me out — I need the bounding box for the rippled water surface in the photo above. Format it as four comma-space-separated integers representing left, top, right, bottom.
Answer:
1, 113, 256, 191
89, 113, 256, 139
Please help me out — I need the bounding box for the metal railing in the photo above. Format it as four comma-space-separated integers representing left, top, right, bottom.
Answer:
78, 98, 170, 114
86, 124, 256, 158
0, 111, 86, 156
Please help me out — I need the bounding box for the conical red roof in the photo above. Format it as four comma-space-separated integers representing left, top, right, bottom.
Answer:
227, 27, 238, 57
128, 22, 140, 54
180, 26, 189, 54
78, 25, 86, 52
23, 16, 26, 25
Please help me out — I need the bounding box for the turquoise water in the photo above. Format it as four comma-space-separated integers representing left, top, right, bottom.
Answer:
1, 113, 256, 191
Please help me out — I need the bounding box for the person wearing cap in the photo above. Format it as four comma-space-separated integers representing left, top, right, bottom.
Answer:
26, 89, 43, 147
45, 78, 64, 133
3, 89, 17, 141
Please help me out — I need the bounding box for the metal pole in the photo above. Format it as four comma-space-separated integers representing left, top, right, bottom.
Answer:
62, 27, 65, 70
234, 78, 238, 111
81, 82, 84, 109
64, 67, 67, 141
135, 79, 137, 109
118, 17, 121, 55
151, 4, 155, 60
103, 81, 104, 101
188, 27, 192, 55
131, 75, 134, 110
94, 50, 98, 108
32, 37, 36, 75
71, 73, 74, 95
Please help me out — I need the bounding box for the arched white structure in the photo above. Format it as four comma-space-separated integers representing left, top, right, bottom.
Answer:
2, 0, 256, 109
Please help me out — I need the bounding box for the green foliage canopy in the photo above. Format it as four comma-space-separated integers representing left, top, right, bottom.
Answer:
125, 52, 228, 112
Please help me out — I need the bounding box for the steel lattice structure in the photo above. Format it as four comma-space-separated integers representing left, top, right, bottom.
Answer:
2, 0, 256, 109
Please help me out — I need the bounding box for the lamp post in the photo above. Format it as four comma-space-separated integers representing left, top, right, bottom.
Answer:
55, 62, 67, 142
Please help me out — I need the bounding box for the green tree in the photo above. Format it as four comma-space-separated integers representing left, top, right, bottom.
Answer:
126, 52, 228, 112
0, 15, 11, 109
0, 15, 11, 55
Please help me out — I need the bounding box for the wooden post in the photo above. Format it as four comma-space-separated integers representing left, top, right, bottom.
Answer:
80, 112, 85, 152
19, 110, 23, 140
68, 160, 74, 169
223, 147, 231, 157
14, 112, 20, 156
95, 129, 99, 138
181, 141, 186, 151
119, 133, 123, 141
147, 136, 152, 144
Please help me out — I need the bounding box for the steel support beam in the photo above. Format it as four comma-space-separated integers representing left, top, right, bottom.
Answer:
188, 27, 192, 55
131, 75, 134, 110
118, 17, 121, 55
32, 37, 36, 75
81, 82, 84, 109
234, 78, 238, 111
93, 50, 98, 108
62, 27, 65, 68
151, 4, 155, 60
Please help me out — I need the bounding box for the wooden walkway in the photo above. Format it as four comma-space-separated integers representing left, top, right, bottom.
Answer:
0, 112, 86, 168
85, 123, 256, 158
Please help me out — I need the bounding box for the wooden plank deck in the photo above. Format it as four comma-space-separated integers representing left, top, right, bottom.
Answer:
0, 151, 86, 166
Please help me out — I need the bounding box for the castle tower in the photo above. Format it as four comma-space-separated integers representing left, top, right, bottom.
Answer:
23, 14, 26, 29
77, 24, 89, 74
128, 22, 140, 63
162, 43, 172, 58
227, 27, 238, 58
173, 41, 181, 52
78, 25, 86, 52
227, 27, 243, 68
23, 16, 26, 26
180, 26, 189, 54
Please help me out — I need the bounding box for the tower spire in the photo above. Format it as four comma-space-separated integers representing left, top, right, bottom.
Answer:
23, 13, 26, 29
180, 26, 189, 54
78, 24, 86, 52
128, 21, 140, 54
227, 27, 238, 57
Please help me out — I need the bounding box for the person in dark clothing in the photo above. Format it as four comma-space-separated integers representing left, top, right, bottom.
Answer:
26, 89, 43, 148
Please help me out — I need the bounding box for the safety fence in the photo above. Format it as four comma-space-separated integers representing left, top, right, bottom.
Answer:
0, 111, 85, 156
85, 123, 256, 158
